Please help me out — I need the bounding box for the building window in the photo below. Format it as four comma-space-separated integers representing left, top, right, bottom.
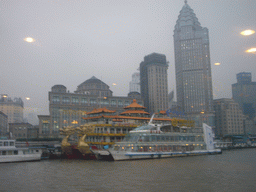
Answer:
52, 96, 60, 104
111, 100, 116, 106
124, 101, 130, 106
72, 97, 79, 104
90, 99, 97, 105
81, 98, 88, 105
42, 123, 50, 134
62, 97, 70, 104
118, 100, 123, 107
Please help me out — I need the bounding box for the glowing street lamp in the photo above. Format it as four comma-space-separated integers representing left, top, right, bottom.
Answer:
24, 37, 35, 43
214, 63, 221, 66
240, 30, 255, 36
245, 48, 256, 54
25, 97, 30, 100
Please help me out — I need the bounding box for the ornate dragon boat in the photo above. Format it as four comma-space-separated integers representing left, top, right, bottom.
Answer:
60, 124, 97, 160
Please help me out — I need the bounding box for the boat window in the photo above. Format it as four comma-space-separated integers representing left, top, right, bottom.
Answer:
173, 136, 178, 141
160, 125, 172, 132
0, 141, 2, 146
10, 142, 14, 146
36, 150, 39, 152
143, 146, 149, 152
150, 135, 156, 142
173, 127, 180, 132
4, 142, 8, 146
113, 145, 120, 151
144, 136, 149, 142
120, 146, 125, 151
130, 135, 139, 142
8, 151, 12, 155
14, 150, 18, 155
133, 125, 155, 131
125, 146, 131, 151
156, 136, 161, 141
181, 129, 187, 133
2, 151, 6, 155
123, 134, 131, 141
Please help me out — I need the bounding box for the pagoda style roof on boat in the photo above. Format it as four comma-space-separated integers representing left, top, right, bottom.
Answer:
82, 115, 172, 121
86, 107, 116, 115
158, 110, 166, 115
120, 110, 150, 115
124, 99, 146, 109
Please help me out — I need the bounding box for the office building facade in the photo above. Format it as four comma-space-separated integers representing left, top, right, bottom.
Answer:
38, 76, 143, 138
0, 94, 24, 123
140, 53, 169, 114
232, 72, 256, 119
9, 122, 34, 139
0, 111, 8, 137
213, 99, 244, 136
173, 1, 214, 126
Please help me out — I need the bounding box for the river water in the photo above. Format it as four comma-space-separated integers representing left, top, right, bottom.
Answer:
1, 148, 255, 192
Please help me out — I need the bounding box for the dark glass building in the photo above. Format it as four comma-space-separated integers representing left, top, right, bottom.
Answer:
232, 72, 256, 119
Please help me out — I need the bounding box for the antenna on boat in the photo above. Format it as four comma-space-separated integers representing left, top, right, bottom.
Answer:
148, 114, 155, 125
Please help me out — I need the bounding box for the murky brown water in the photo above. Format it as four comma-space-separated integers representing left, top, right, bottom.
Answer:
1, 148, 256, 192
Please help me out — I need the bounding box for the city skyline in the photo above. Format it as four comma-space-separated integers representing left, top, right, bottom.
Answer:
1, 0, 256, 116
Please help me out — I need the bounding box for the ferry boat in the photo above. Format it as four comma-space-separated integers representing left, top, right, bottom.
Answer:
98, 117, 221, 161
0, 138, 42, 163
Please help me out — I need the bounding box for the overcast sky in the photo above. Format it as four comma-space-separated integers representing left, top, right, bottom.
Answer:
1, 0, 256, 116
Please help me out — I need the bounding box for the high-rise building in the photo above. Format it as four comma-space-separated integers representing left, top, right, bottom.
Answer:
213, 99, 245, 136
140, 53, 169, 113
173, 1, 214, 126
129, 72, 140, 93
232, 72, 256, 119
0, 94, 24, 123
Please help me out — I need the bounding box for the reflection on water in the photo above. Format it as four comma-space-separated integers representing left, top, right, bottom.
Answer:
1, 149, 256, 192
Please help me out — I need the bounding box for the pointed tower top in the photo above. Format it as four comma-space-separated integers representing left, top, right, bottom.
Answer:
185, 0, 187, 4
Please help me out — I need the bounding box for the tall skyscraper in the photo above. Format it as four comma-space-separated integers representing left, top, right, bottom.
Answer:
173, 1, 214, 126
140, 53, 169, 114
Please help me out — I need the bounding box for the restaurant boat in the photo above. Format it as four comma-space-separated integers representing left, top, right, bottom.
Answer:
97, 116, 221, 161
0, 138, 42, 163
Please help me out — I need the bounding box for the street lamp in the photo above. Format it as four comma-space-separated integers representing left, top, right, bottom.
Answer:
245, 48, 256, 54
24, 37, 35, 43
240, 30, 255, 36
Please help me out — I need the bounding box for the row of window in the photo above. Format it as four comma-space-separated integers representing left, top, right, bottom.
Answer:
0, 150, 18, 155
51, 96, 140, 106
0, 141, 14, 146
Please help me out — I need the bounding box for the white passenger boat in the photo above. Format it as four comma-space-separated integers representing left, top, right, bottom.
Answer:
104, 119, 221, 161
0, 139, 42, 163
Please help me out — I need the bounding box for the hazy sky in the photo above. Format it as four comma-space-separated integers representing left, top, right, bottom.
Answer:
1, 0, 256, 116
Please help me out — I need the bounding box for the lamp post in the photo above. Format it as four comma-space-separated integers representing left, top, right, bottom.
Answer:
240, 29, 256, 54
